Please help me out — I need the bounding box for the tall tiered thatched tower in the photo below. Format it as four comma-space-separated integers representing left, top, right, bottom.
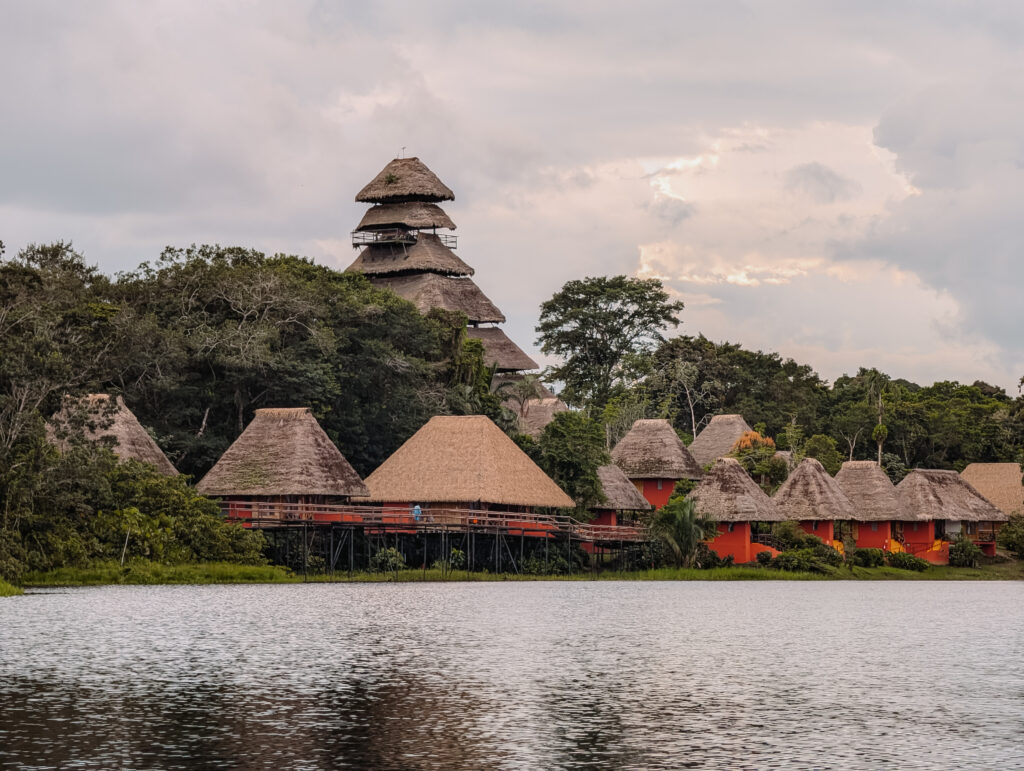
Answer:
346, 157, 537, 373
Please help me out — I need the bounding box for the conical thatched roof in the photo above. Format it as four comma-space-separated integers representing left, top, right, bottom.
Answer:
196, 408, 368, 498
346, 233, 474, 277
611, 419, 703, 480
48, 394, 177, 476
465, 326, 538, 371
371, 273, 505, 323
688, 458, 784, 522
356, 202, 456, 232
688, 414, 753, 468
355, 158, 455, 204
897, 470, 1008, 523
773, 458, 856, 521
363, 415, 574, 508
834, 460, 901, 522
511, 396, 568, 438
960, 463, 1024, 516
595, 464, 651, 511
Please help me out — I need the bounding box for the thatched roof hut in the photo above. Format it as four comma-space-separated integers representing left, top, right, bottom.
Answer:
196, 408, 368, 498
773, 458, 856, 521
356, 202, 456, 232
346, 233, 474, 277
688, 458, 784, 522
960, 463, 1024, 516
48, 394, 177, 476
897, 470, 1008, 523
511, 396, 568, 438
465, 326, 538, 371
363, 415, 574, 508
834, 461, 901, 522
611, 419, 703, 480
595, 464, 651, 511
355, 157, 455, 204
687, 414, 753, 468
371, 273, 505, 323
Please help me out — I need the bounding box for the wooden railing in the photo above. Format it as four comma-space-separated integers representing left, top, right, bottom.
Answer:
217, 501, 648, 543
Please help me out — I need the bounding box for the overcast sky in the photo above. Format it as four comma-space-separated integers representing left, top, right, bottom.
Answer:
3, 1, 1023, 390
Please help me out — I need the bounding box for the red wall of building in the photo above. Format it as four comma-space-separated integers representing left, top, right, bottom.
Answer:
798, 520, 835, 544
592, 511, 617, 527
854, 521, 891, 550
637, 479, 675, 509
710, 522, 753, 562
901, 520, 936, 552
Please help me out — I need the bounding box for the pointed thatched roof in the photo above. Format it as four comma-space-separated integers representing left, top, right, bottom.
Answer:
688, 414, 753, 468
960, 463, 1024, 516
356, 202, 456, 232
595, 464, 651, 511
363, 415, 574, 508
196, 408, 368, 498
611, 419, 703, 480
371, 273, 505, 323
511, 396, 568, 438
773, 458, 856, 521
897, 470, 1008, 523
834, 460, 901, 522
355, 158, 455, 204
688, 458, 784, 522
48, 394, 177, 476
465, 326, 538, 371
346, 233, 474, 277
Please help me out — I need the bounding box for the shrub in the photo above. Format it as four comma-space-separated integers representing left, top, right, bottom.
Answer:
948, 536, 983, 568
769, 548, 834, 574
885, 551, 929, 572
850, 548, 885, 568
997, 515, 1024, 560
694, 542, 733, 569
756, 550, 773, 566
369, 547, 406, 572
809, 543, 844, 567
432, 547, 466, 571
771, 521, 821, 551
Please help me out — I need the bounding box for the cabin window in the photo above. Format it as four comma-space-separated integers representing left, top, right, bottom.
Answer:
966, 521, 977, 535
812, 521, 819, 531
657, 480, 663, 490
728, 523, 735, 532
871, 522, 879, 532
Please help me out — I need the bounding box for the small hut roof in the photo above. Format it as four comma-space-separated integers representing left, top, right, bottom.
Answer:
363, 415, 574, 508
611, 419, 703, 480
356, 202, 456, 232
196, 408, 368, 498
687, 414, 753, 468
960, 463, 1024, 516
355, 158, 455, 203
595, 464, 651, 511
773, 458, 856, 521
371, 273, 505, 323
465, 326, 538, 371
897, 470, 1008, 523
512, 397, 568, 439
834, 461, 901, 522
48, 394, 177, 476
688, 458, 784, 522
346, 233, 474, 277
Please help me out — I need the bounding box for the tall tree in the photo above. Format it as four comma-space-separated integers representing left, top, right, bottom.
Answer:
536, 276, 683, 409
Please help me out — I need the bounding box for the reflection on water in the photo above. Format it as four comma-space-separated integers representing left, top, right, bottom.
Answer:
1, 582, 1022, 770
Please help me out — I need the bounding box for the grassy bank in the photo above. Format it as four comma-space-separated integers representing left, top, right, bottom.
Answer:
19, 559, 1023, 587
0, 579, 24, 596
22, 561, 298, 587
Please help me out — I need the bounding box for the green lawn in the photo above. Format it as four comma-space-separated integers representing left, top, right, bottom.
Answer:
22, 561, 298, 587
0, 579, 23, 596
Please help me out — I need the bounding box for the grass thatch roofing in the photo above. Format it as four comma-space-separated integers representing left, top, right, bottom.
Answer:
48, 394, 178, 476
834, 460, 901, 522
346, 233, 474, 277
688, 457, 784, 522
356, 202, 456, 232
363, 415, 574, 508
960, 463, 1024, 516
773, 458, 856, 521
355, 158, 455, 204
897, 469, 1008, 523
687, 414, 753, 468
511, 396, 568, 438
465, 326, 539, 371
371, 273, 505, 323
595, 464, 651, 511
196, 408, 368, 498
611, 419, 703, 480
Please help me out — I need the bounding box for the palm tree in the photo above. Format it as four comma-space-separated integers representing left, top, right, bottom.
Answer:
651, 497, 717, 568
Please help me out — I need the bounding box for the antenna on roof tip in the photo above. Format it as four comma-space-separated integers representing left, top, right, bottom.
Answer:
400, 146, 406, 158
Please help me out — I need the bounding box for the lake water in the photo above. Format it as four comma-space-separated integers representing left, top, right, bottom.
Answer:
1, 582, 1022, 770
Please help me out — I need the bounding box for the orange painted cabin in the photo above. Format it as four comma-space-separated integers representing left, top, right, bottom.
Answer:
797, 520, 835, 544
853, 520, 892, 550
708, 522, 779, 563
634, 479, 675, 509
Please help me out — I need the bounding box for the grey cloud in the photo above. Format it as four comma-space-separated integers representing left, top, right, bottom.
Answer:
784, 162, 861, 204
